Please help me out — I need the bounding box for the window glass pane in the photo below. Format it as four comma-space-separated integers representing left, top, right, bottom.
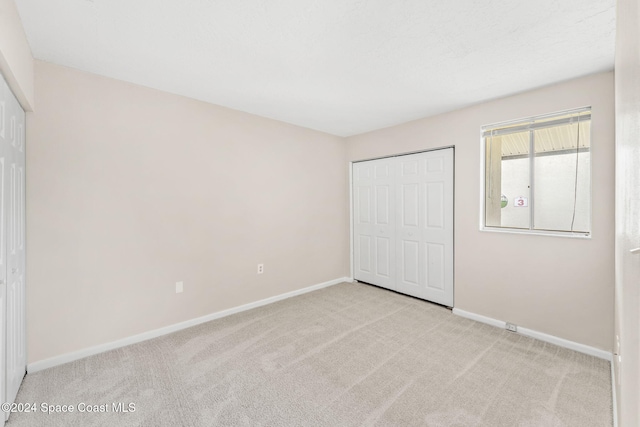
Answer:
533, 121, 590, 232
485, 131, 530, 229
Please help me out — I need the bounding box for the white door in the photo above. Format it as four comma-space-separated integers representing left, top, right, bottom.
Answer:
353, 158, 396, 289
0, 72, 26, 411
395, 149, 454, 306
353, 148, 454, 307
0, 280, 5, 421
6, 122, 25, 406
0, 148, 6, 422
0, 74, 9, 421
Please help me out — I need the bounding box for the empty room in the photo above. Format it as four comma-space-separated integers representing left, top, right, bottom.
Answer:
0, 0, 638, 426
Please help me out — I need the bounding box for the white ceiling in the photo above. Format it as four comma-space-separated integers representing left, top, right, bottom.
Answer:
15, 0, 615, 137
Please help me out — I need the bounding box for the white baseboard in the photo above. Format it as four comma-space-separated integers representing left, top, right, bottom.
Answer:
451, 308, 505, 329
28, 277, 351, 373
452, 308, 612, 361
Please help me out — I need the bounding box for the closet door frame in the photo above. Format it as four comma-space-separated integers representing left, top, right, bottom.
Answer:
350, 146, 455, 307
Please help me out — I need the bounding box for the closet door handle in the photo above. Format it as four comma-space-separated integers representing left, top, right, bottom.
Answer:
631, 248, 640, 254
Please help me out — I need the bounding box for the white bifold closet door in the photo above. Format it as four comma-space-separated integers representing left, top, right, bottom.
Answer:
353, 148, 454, 306
0, 72, 27, 420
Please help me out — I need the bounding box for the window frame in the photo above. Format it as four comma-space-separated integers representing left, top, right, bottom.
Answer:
479, 107, 593, 239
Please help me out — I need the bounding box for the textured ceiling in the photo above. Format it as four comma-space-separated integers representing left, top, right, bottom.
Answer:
15, 0, 615, 136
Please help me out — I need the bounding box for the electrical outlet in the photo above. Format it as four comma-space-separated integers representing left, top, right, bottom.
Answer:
506, 322, 517, 332
176, 281, 183, 293
257, 264, 264, 274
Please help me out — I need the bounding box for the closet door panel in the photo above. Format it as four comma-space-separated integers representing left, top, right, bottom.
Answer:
426, 243, 445, 290
354, 162, 375, 283
374, 180, 392, 281
396, 156, 424, 292
422, 149, 454, 305
353, 158, 396, 289
372, 161, 395, 288
400, 239, 420, 286
395, 149, 454, 306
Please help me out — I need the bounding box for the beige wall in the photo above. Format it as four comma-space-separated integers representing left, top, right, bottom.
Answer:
347, 72, 615, 351
27, 60, 614, 365
614, 0, 640, 424
26, 61, 349, 364
0, 0, 34, 110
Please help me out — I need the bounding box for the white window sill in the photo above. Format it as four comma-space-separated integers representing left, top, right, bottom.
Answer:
480, 227, 591, 239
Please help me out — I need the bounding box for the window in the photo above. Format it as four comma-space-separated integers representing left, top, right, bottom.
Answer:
482, 108, 591, 237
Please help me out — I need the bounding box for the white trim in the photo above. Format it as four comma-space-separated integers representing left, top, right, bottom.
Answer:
27, 277, 351, 373
611, 360, 618, 427
350, 145, 455, 164
479, 129, 487, 231
518, 326, 612, 361
452, 308, 612, 361
480, 227, 591, 239
452, 308, 505, 329
349, 161, 354, 280
481, 106, 592, 133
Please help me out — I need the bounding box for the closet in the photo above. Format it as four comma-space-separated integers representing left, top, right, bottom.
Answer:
0, 73, 27, 420
353, 148, 454, 306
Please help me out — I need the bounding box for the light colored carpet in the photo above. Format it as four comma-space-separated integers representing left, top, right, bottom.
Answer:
8, 282, 612, 426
